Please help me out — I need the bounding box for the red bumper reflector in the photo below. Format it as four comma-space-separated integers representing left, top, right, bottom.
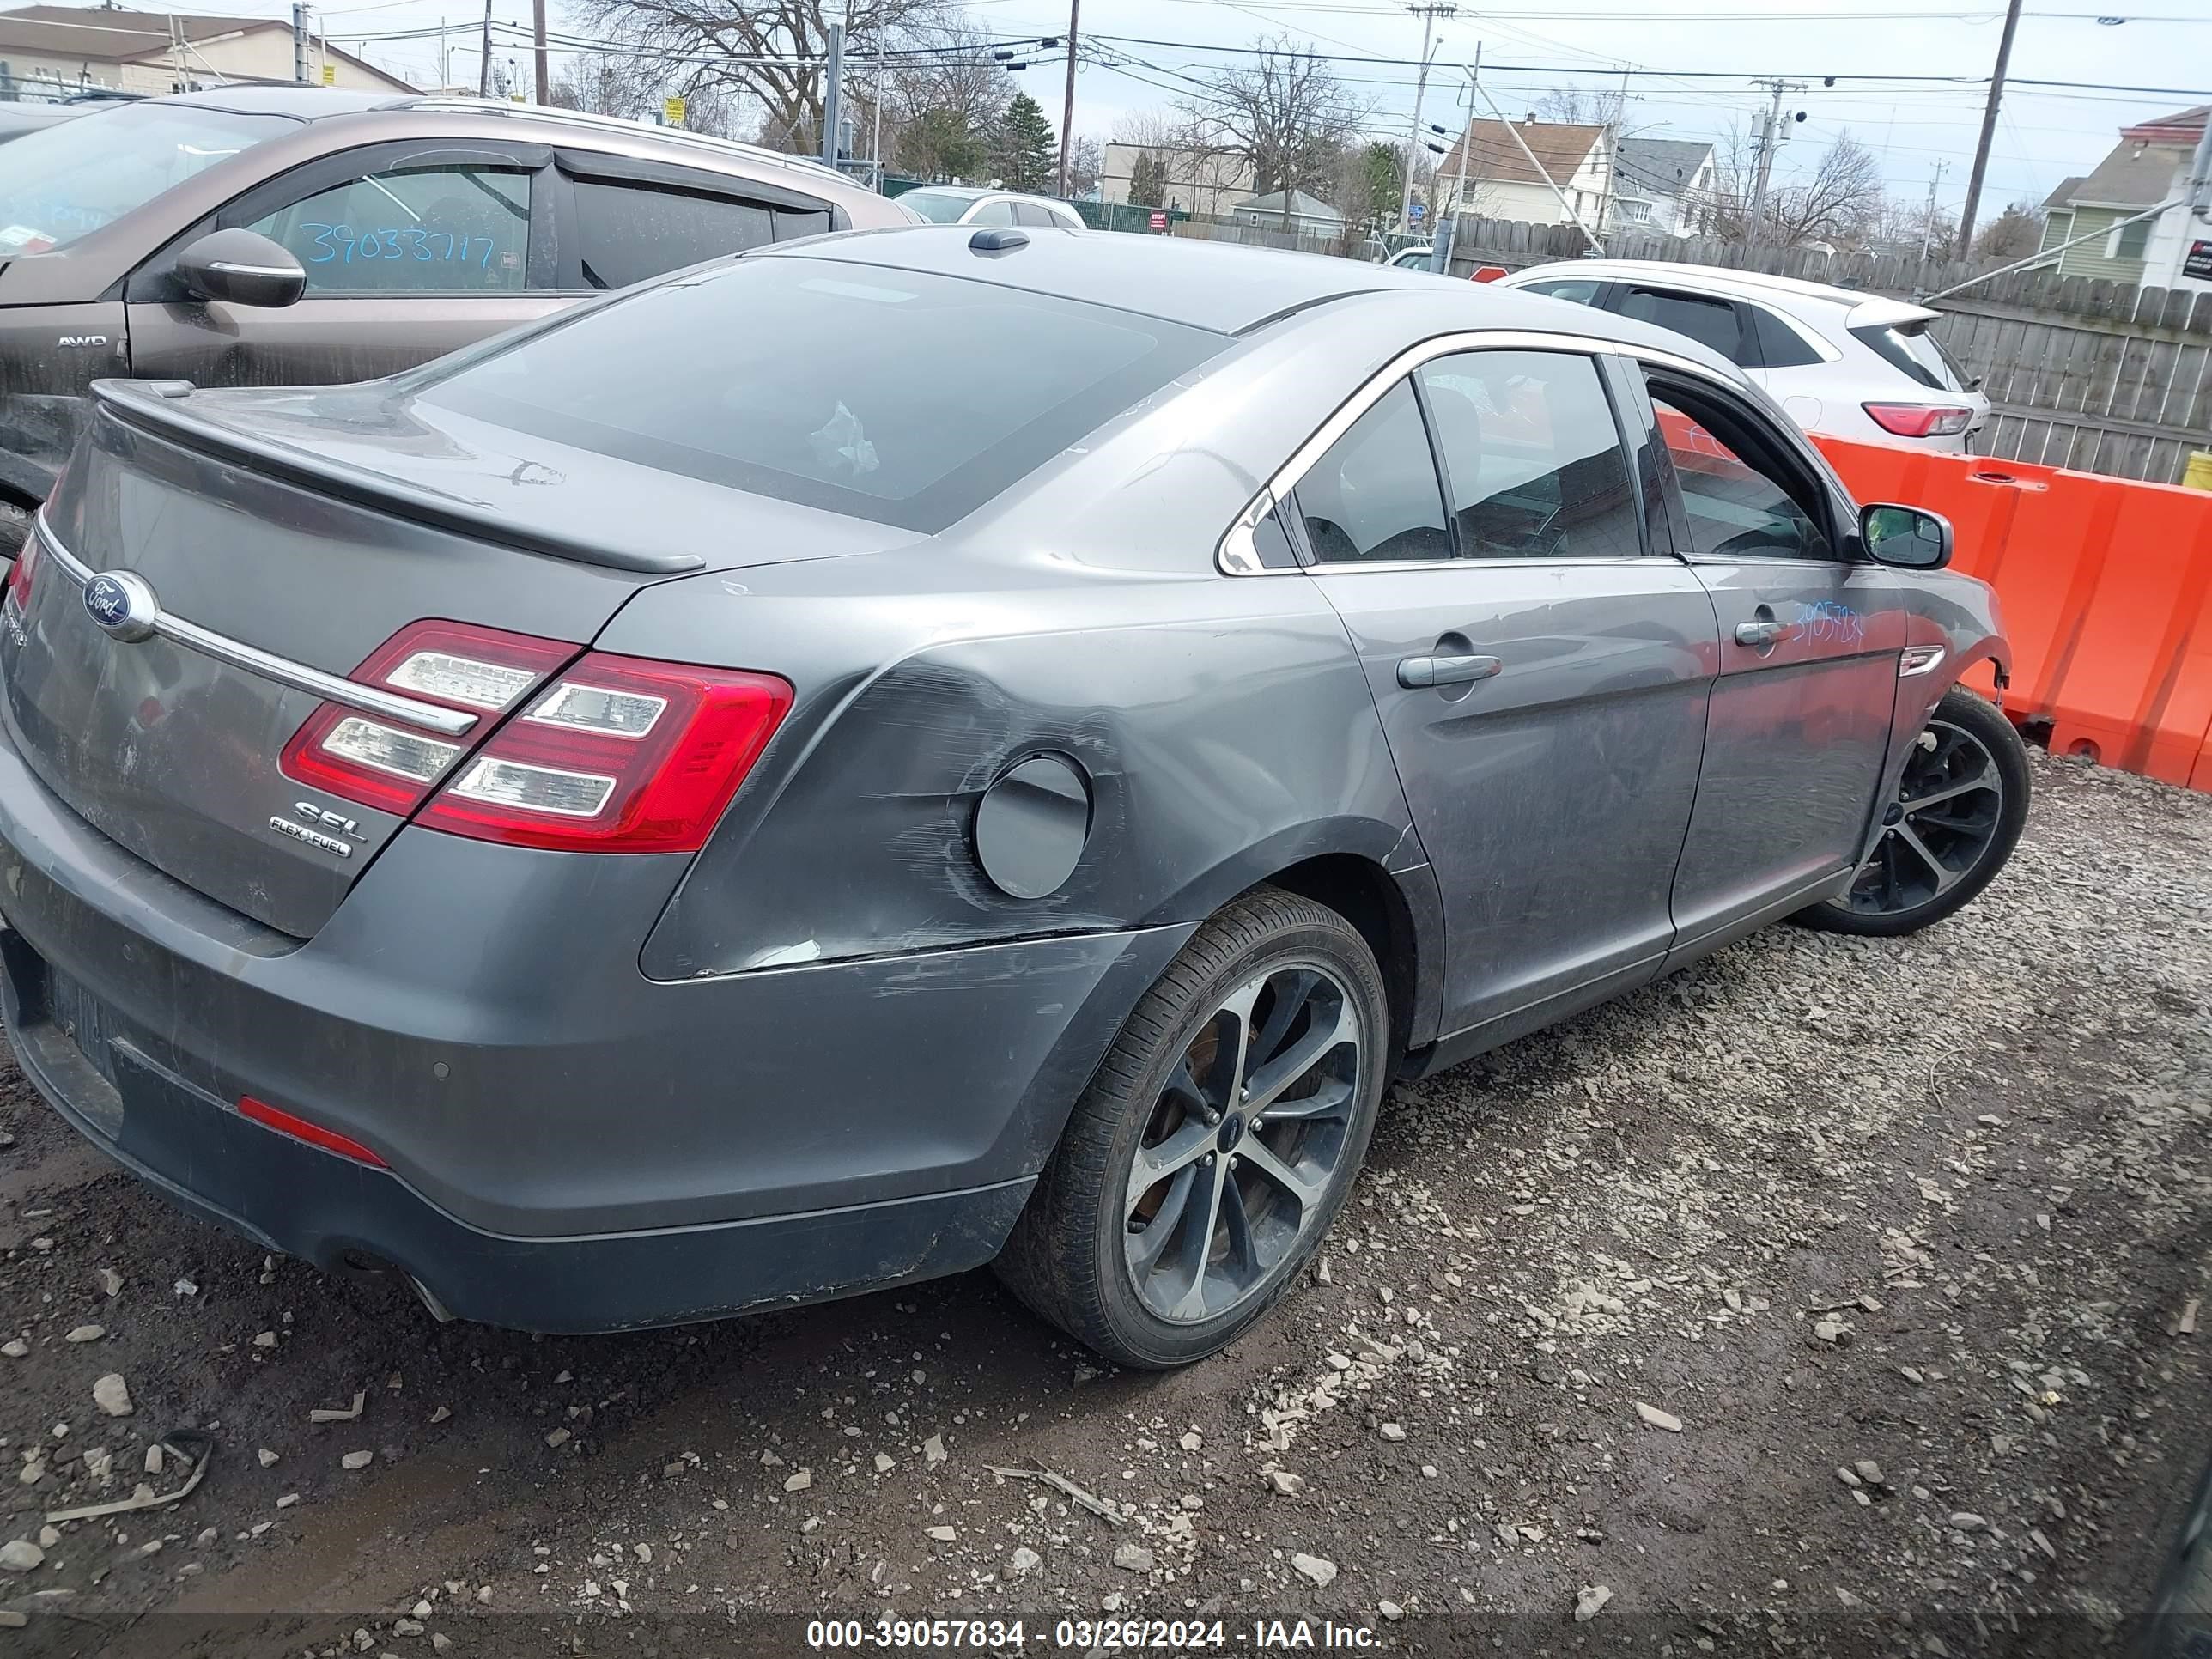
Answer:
238, 1096, 387, 1169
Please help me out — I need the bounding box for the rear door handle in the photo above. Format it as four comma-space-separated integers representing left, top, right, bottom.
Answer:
1734, 621, 1784, 647
1397, 653, 1503, 689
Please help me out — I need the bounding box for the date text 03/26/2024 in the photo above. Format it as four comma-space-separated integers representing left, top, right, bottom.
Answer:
805, 1618, 1384, 1649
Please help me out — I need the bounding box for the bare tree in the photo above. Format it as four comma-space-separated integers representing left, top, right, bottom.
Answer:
872, 15, 1009, 178
1767, 131, 1882, 248
1112, 107, 1200, 150
1972, 200, 2044, 261
1702, 122, 1881, 250
1181, 38, 1370, 228
578, 0, 955, 155
1534, 85, 1625, 130
1066, 134, 1104, 197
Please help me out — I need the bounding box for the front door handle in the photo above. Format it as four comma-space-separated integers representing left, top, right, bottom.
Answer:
1734, 620, 1784, 648
1397, 653, 1503, 689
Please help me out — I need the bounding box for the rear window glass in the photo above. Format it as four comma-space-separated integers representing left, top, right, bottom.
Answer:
417, 254, 1225, 532
0, 102, 289, 253
897, 189, 974, 223
1850, 321, 1961, 391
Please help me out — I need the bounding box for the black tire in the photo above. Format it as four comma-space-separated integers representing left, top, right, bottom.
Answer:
994, 886, 1389, 1370
1797, 684, 2030, 938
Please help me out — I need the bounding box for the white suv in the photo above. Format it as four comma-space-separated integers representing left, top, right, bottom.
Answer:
896, 185, 1085, 231
1496, 260, 1990, 452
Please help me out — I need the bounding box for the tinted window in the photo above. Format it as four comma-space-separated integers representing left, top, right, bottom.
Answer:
248, 164, 532, 293
896, 189, 972, 223
0, 102, 289, 253
1522, 277, 1601, 307
1013, 202, 1057, 227
1295, 380, 1450, 564
1849, 321, 1962, 391
1651, 393, 1832, 561
965, 199, 1017, 226
419, 255, 1224, 533
1749, 306, 1822, 368
1620, 286, 1750, 365
573, 179, 774, 290
1419, 350, 1641, 560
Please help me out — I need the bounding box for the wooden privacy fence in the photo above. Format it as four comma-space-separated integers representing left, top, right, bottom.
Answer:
1177, 209, 2212, 489
1436, 217, 2212, 488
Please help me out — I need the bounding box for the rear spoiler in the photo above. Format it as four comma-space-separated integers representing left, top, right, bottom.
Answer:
88, 379, 705, 577
1844, 296, 1942, 336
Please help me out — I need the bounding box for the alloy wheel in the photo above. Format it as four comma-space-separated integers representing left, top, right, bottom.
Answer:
1122, 963, 1365, 1324
1835, 717, 2007, 917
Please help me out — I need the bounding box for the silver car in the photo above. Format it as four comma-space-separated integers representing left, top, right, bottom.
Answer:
0, 228, 2027, 1368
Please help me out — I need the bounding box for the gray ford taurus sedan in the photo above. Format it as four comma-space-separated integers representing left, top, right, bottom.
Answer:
0, 226, 2027, 1367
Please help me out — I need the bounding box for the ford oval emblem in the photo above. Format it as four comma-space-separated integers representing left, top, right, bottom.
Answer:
82, 571, 159, 644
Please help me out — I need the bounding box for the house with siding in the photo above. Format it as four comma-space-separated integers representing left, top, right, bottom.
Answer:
1435, 118, 1613, 229
2035, 106, 2203, 283
0, 5, 415, 100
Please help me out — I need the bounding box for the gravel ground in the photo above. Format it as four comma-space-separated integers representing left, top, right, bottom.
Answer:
0, 749, 2203, 1658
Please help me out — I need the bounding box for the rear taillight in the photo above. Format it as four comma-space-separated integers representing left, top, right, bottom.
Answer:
414, 653, 792, 854
1470, 265, 1508, 283
5, 529, 42, 617
279, 620, 579, 815
1863, 403, 1973, 439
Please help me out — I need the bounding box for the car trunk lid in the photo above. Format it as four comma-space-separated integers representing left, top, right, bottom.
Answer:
2, 379, 921, 938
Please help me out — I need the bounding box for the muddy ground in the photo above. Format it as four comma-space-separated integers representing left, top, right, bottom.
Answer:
0, 748, 2203, 1659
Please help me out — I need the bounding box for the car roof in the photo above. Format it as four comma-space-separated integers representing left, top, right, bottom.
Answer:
1510, 258, 1877, 310
161, 84, 398, 118
760, 226, 1742, 348
155, 87, 853, 186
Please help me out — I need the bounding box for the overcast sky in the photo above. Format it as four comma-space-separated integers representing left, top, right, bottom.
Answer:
240, 0, 2209, 215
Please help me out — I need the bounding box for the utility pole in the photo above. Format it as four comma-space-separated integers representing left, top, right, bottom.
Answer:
1055, 0, 1079, 198
1449, 43, 1479, 220
1955, 0, 2023, 257
477, 0, 490, 96
291, 3, 309, 84
1399, 3, 1455, 235
820, 16, 846, 167
1919, 159, 1948, 263
1746, 76, 1805, 250
1592, 66, 1630, 243
531, 0, 548, 103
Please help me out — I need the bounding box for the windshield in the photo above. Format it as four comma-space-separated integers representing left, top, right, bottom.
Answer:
897, 190, 974, 224
417, 254, 1224, 532
0, 103, 291, 253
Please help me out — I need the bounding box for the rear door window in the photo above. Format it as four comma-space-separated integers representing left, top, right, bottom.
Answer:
1619, 285, 1753, 366
964, 199, 1017, 226
246, 162, 536, 293
418, 253, 1225, 533
1293, 380, 1452, 564
1418, 349, 1643, 560
571, 178, 776, 289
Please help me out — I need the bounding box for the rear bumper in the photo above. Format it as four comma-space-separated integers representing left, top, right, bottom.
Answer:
0, 719, 1190, 1331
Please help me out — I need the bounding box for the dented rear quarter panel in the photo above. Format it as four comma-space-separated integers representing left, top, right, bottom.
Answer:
602, 301, 1451, 1044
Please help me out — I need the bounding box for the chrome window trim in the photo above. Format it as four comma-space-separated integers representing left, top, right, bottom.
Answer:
1218, 329, 1728, 576
32, 521, 481, 739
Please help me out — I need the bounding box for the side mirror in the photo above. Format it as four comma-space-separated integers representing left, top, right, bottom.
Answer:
174, 228, 306, 309
1860, 502, 1952, 570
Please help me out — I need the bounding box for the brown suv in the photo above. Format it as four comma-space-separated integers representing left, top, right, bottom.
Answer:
0, 85, 914, 547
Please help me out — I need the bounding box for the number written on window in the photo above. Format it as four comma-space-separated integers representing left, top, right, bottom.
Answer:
247, 163, 530, 293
